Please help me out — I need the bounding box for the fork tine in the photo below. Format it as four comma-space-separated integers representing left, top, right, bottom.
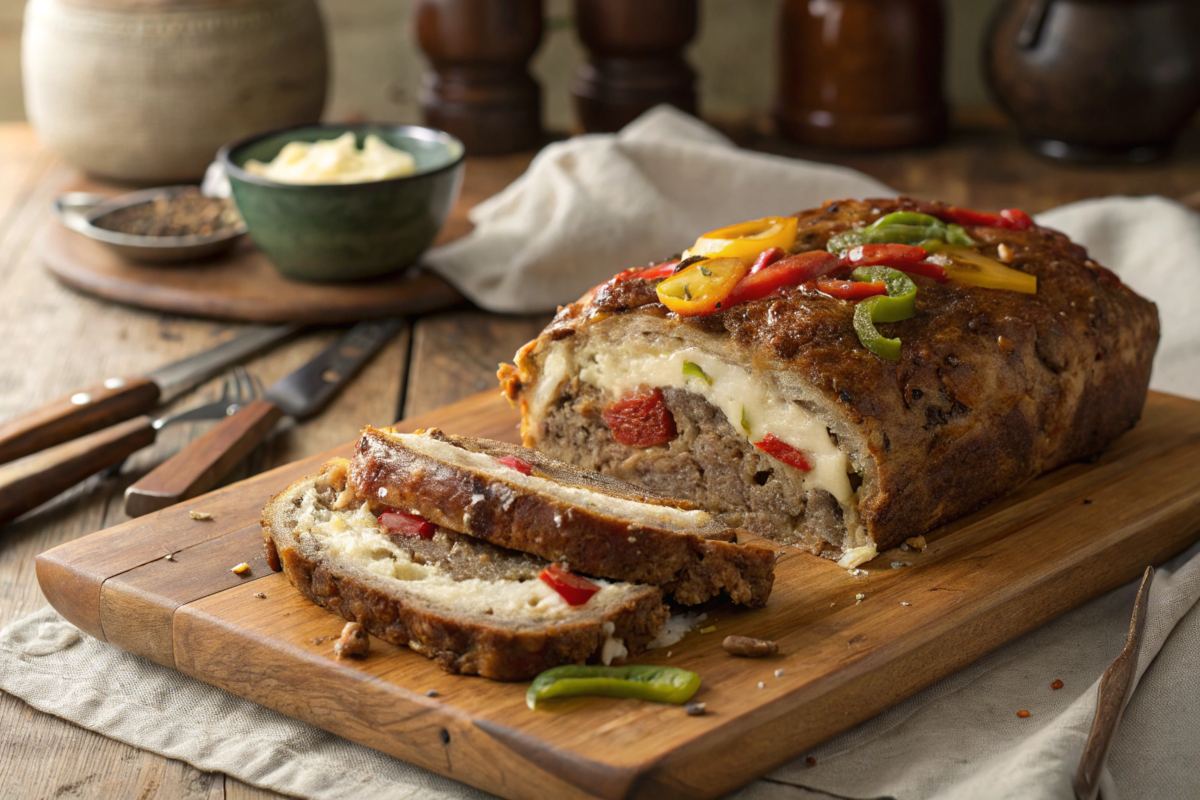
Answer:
251, 372, 265, 400
219, 370, 237, 405
233, 366, 253, 405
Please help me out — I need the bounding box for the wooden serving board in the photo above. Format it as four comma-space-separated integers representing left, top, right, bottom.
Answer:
36, 390, 1200, 799
36, 224, 464, 324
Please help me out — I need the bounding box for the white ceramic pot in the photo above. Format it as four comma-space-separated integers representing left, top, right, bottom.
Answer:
22, 0, 329, 183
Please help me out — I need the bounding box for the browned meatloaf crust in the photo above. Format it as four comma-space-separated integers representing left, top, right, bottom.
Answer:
500, 197, 1160, 557
263, 459, 668, 681
349, 426, 777, 606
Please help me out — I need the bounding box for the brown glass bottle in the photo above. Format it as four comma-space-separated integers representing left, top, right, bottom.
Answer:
774, 0, 948, 149
414, 0, 544, 155
572, 0, 698, 133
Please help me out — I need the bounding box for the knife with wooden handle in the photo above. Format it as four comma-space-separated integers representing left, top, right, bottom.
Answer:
0, 323, 301, 466
124, 318, 404, 517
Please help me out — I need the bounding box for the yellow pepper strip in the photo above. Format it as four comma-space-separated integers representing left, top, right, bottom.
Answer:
923, 242, 1037, 294
683, 216, 799, 266
656, 257, 748, 316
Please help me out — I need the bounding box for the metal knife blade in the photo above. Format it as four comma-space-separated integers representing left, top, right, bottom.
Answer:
265, 318, 404, 419
147, 323, 303, 403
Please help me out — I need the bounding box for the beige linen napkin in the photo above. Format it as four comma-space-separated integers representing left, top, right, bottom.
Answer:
4, 109, 1199, 799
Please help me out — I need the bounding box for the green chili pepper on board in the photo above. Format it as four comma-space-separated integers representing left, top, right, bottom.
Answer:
526, 665, 701, 709
827, 212, 976, 254
850, 267, 917, 361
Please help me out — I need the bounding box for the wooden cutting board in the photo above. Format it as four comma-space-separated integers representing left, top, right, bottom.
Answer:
36, 390, 1200, 800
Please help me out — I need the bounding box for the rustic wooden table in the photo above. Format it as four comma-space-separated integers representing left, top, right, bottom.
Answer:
1, 116, 1197, 798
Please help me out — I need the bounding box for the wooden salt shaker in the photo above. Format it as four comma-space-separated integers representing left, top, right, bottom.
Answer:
414, 0, 544, 155
572, 0, 698, 133
774, 0, 948, 149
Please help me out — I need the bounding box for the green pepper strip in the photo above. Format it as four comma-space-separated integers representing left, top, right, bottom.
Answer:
851, 267, 917, 361
682, 361, 712, 385
526, 665, 701, 710
827, 212, 976, 254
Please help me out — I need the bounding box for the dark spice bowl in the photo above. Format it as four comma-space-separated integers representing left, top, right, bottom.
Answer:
219, 123, 464, 282
52, 187, 247, 264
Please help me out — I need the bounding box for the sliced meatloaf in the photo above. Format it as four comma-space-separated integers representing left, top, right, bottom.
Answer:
349, 427, 777, 606
500, 197, 1160, 566
263, 458, 668, 681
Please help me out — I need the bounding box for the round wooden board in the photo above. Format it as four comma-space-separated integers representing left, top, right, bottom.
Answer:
36, 223, 465, 323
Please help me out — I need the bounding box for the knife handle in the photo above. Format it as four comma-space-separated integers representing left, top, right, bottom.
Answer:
124, 399, 283, 518
0, 377, 160, 466
0, 416, 156, 525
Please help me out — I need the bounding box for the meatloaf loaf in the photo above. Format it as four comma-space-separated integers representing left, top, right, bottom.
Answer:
499, 197, 1160, 566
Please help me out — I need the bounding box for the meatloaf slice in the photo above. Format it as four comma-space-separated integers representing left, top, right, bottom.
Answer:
500, 197, 1160, 567
263, 458, 668, 681
349, 427, 778, 607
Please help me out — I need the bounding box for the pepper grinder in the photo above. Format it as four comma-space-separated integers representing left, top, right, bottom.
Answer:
774, 0, 948, 149
571, 0, 698, 133
414, 0, 544, 155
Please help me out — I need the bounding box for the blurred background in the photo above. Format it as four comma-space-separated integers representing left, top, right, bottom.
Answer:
0, 0, 1004, 127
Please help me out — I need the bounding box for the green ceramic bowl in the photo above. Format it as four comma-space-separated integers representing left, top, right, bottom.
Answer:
219, 123, 464, 282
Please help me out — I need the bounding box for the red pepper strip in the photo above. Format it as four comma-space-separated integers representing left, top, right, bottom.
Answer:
895, 260, 949, 283
839, 243, 927, 267
539, 563, 601, 606
379, 510, 436, 540
726, 250, 840, 307
612, 261, 679, 284
748, 246, 785, 275
1000, 208, 1034, 229
816, 279, 886, 300
495, 455, 533, 475
935, 206, 1034, 231
602, 389, 677, 447
753, 434, 812, 471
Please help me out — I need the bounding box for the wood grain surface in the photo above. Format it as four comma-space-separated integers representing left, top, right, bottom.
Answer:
5, 115, 1200, 798
36, 388, 1200, 799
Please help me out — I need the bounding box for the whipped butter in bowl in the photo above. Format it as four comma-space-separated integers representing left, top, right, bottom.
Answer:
220, 123, 464, 282
244, 132, 417, 185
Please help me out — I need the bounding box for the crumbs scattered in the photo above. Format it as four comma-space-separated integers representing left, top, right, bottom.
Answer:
1052, 679, 1064, 690
685, 700, 706, 716
666, 651, 673, 658
774, 668, 785, 678
855, 593, 866, 605
806, 756, 817, 767
847, 567, 867, 578
253, 592, 266, 599
699, 626, 717, 634
905, 536, 927, 551
231, 562, 250, 575
334, 621, 369, 660
311, 635, 337, 645
1017, 710, 1030, 719
900, 544, 910, 552
1083, 499, 1093, 505
426, 689, 439, 698
163, 553, 174, 561
900, 601, 911, 607
627, 536, 637, 543
891, 562, 911, 569
757, 682, 765, 689
189, 510, 213, 521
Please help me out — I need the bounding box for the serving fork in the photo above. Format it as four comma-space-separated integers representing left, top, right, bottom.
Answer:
0, 367, 261, 525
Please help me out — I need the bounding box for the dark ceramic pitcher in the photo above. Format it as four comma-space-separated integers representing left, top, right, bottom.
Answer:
986, 0, 1200, 163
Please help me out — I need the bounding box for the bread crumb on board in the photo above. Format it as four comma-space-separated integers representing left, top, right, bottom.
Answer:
253, 592, 267, 599
905, 536, 927, 550
189, 510, 213, 521
684, 700, 706, 716
722, 635, 778, 658
334, 622, 370, 660
855, 593, 866, 605
699, 625, 717, 634
230, 562, 251, 575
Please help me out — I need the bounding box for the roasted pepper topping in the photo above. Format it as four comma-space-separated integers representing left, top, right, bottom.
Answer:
602, 389, 677, 447
934, 206, 1034, 231
538, 563, 600, 606
923, 243, 1037, 294
817, 279, 887, 301
827, 212, 976, 254
656, 256, 748, 316
526, 665, 702, 710
754, 433, 812, 471
682, 361, 712, 385
379, 510, 436, 540
725, 250, 840, 307
684, 216, 799, 265
748, 246, 786, 275
850, 266, 918, 360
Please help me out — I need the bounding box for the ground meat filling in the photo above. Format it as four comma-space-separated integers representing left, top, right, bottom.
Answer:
538, 380, 848, 553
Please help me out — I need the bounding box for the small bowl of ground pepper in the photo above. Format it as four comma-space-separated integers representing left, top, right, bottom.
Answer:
53, 186, 246, 264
